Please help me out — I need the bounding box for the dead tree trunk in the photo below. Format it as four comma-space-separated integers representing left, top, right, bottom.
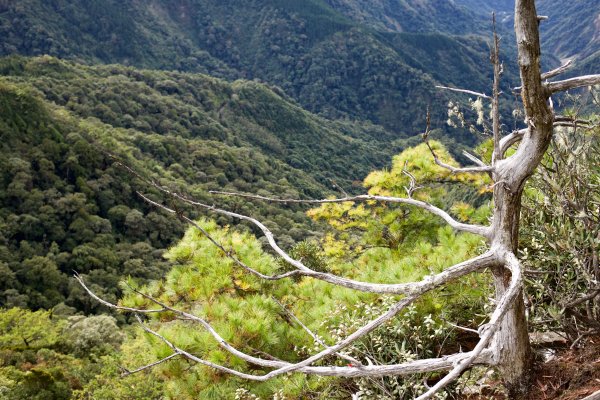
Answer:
491, 1, 554, 394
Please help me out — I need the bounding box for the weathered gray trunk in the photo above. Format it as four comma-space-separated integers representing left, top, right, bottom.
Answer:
488, 0, 555, 396
491, 185, 533, 398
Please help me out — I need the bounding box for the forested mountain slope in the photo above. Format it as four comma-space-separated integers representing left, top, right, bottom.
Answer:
0, 55, 398, 313
537, 0, 600, 74
0, 0, 517, 136
454, 0, 514, 14
456, 0, 599, 74
322, 0, 490, 34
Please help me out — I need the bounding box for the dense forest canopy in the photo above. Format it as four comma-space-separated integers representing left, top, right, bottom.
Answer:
0, 0, 529, 136
0, 56, 395, 313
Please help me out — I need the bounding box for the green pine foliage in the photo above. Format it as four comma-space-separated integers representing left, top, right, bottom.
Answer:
113, 145, 492, 399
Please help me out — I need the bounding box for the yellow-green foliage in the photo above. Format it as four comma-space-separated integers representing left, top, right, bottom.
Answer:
0, 308, 64, 350
308, 142, 490, 256
363, 141, 489, 195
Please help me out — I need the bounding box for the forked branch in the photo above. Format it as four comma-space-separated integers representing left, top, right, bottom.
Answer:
416, 251, 524, 399
513, 59, 573, 90
76, 252, 500, 384
422, 109, 495, 174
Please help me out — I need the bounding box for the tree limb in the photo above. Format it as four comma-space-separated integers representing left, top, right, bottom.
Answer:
136, 193, 301, 281
546, 74, 600, 94
74, 273, 167, 313
513, 59, 573, 90
462, 151, 488, 167
136, 295, 492, 381
435, 85, 490, 99
541, 59, 572, 80
75, 249, 498, 385
138, 315, 493, 379
272, 297, 363, 367
208, 191, 491, 239
499, 128, 528, 156
424, 140, 495, 174
121, 353, 181, 377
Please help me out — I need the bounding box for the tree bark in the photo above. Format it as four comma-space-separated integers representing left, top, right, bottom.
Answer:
488, 0, 556, 396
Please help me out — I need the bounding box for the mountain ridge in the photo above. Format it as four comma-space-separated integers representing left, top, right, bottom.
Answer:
0, 0, 521, 137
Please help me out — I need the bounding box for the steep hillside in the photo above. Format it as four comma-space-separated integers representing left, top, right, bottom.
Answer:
0, 0, 512, 136
456, 0, 599, 74
538, 0, 600, 69
454, 0, 514, 15
0, 56, 399, 313
322, 0, 490, 34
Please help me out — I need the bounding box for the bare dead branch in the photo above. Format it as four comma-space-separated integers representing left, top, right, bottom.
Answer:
85, 277, 495, 380
541, 59, 573, 80
74, 273, 167, 313
554, 115, 595, 125
554, 121, 598, 129
401, 162, 424, 198
513, 59, 574, 90
446, 321, 479, 334
77, 250, 498, 384
109, 136, 490, 239
499, 128, 528, 156
294, 350, 494, 377
553, 115, 598, 130
121, 353, 181, 377
80, 276, 288, 369
142, 193, 497, 295
207, 191, 490, 238
435, 85, 490, 99
140, 312, 493, 379
546, 74, 600, 94
136, 192, 300, 281
500, 117, 596, 156
424, 140, 495, 174
272, 297, 363, 366
462, 151, 488, 167
135, 316, 273, 380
